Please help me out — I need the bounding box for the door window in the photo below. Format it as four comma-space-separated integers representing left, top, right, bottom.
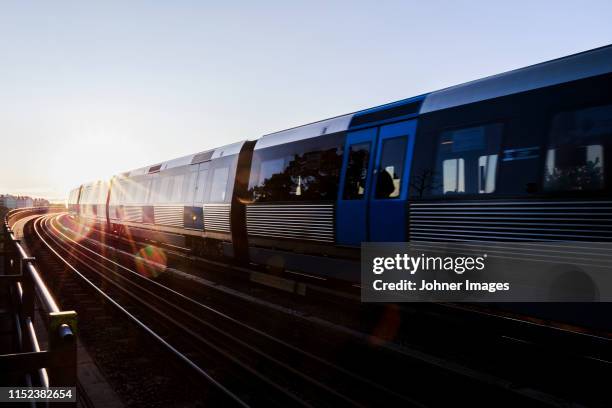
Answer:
343, 142, 371, 200
375, 137, 407, 199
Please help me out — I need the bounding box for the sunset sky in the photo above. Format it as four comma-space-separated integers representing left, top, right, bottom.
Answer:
1, 1, 610, 201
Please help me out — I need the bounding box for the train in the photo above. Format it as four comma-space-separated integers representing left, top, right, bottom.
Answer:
68, 45, 612, 302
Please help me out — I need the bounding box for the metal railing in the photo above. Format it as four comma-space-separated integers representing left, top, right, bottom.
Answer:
0, 207, 77, 388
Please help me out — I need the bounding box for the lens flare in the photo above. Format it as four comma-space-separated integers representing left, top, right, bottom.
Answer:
134, 245, 167, 278
369, 304, 401, 346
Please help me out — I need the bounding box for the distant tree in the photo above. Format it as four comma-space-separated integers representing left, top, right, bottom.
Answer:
545, 158, 604, 191
249, 148, 342, 202
410, 169, 441, 198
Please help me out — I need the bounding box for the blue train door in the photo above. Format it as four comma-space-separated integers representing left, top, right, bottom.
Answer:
337, 120, 416, 245
369, 120, 416, 241
336, 128, 377, 246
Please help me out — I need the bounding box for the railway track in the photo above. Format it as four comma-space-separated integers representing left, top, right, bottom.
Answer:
23, 212, 611, 407
30, 214, 422, 407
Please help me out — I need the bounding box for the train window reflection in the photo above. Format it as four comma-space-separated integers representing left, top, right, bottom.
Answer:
150, 177, 162, 203
443, 158, 465, 193
375, 137, 407, 199
169, 174, 184, 203
544, 104, 612, 191
182, 170, 198, 204
478, 154, 497, 193
436, 123, 502, 195
259, 158, 285, 185
248, 133, 344, 202
161, 176, 173, 203
195, 169, 208, 203
210, 167, 229, 202
343, 142, 371, 200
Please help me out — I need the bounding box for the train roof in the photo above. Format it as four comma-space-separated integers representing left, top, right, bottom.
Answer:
97, 44, 612, 185
420, 44, 612, 114
254, 44, 612, 149
256, 114, 354, 150
118, 140, 246, 178
80, 179, 109, 188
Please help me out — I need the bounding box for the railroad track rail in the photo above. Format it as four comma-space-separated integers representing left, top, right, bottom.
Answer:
23, 212, 612, 407
31, 214, 423, 407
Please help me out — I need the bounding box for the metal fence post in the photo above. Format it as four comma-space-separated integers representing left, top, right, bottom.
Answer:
21, 257, 36, 320
47, 311, 78, 387
3, 227, 15, 274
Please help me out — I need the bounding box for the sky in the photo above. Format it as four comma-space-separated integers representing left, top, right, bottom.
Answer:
0, 1, 610, 201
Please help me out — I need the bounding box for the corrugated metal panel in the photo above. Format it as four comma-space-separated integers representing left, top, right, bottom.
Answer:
123, 206, 143, 223
204, 204, 231, 233
154, 206, 184, 228
409, 200, 612, 242
246, 203, 335, 242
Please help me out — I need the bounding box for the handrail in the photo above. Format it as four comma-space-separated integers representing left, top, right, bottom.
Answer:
0, 207, 77, 388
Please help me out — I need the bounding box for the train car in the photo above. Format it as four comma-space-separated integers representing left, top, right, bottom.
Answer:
106, 141, 251, 257
243, 45, 612, 283
67, 186, 82, 217
78, 180, 110, 225
241, 99, 425, 280
70, 45, 612, 286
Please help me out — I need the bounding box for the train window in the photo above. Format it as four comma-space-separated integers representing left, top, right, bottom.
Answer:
544, 104, 612, 191
124, 182, 133, 203
119, 183, 128, 204
182, 169, 198, 204
170, 174, 185, 203
130, 181, 140, 203
122, 182, 130, 203
210, 167, 229, 202
248, 133, 344, 202
94, 185, 101, 204
435, 123, 502, 195
95, 184, 104, 204
90, 185, 97, 204
258, 158, 286, 185
150, 177, 162, 203
343, 142, 371, 200
108, 184, 117, 204
96, 185, 103, 203
80, 188, 88, 203
375, 137, 407, 199
113, 183, 121, 204
194, 169, 208, 203
159, 176, 173, 203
